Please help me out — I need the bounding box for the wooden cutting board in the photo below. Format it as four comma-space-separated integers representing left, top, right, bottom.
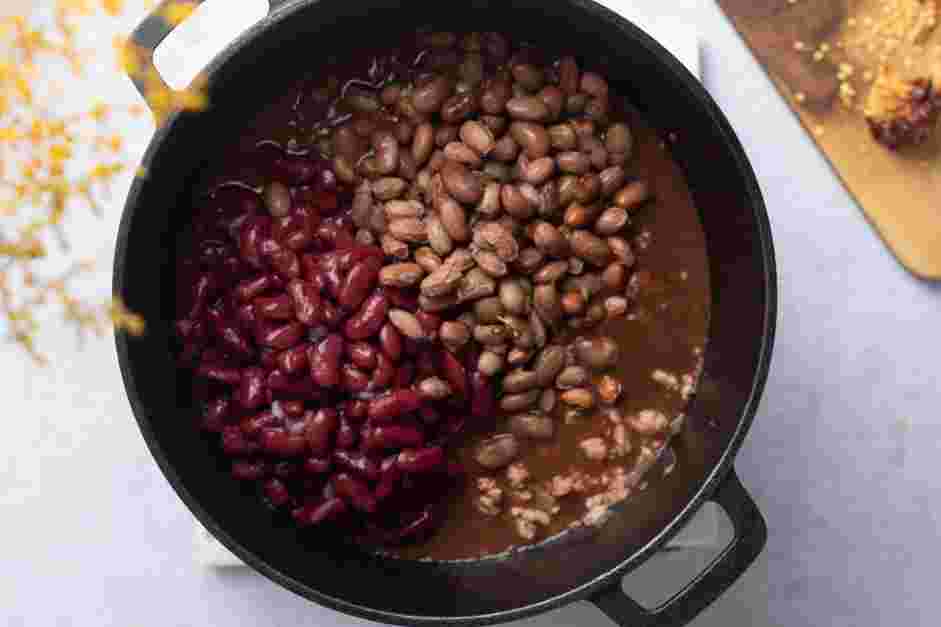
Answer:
717, 0, 941, 280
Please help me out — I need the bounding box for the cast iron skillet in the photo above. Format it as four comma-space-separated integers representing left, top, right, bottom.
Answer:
113, 1, 777, 625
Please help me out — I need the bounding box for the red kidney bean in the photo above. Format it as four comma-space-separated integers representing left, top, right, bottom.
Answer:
374, 457, 402, 501
384, 286, 419, 311
300, 254, 321, 283
263, 478, 292, 507
239, 217, 270, 269
470, 371, 496, 418
339, 244, 385, 270
236, 302, 258, 332
307, 189, 340, 216
286, 279, 321, 326
273, 212, 315, 251
343, 290, 389, 340
415, 311, 441, 340
231, 459, 268, 480
344, 399, 369, 421
347, 341, 378, 370
379, 323, 403, 361
260, 238, 301, 279
271, 212, 304, 243
303, 457, 332, 475
276, 343, 309, 374
266, 370, 322, 400
292, 498, 347, 526
254, 294, 294, 320
197, 362, 242, 385
238, 367, 267, 409
206, 307, 255, 357
186, 273, 216, 320
342, 364, 372, 393
284, 412, 309, 436
333, 450, 381, 481
260, 428, 308, 457
368, 389, 422, 422
283, 225, 315, 251
336, 416, 358, 449
200, 397, 230, 432
222, 425, 259, 455
364, 425, 425, 452
439, 350, 468, 397
393, 360, 415, 389
338, 256, 382, 311
220, 323, 257, 358
280, 399, 305, 417
259, 321, 304, 350
305, 408, 338, 456
240, 410, 277, 437
309, 333, 343, 388
176, 317, 206, 342
316, 221, 356, 250
397, 446, 444, 473
416, 350, 437, 378
320, 300, 343, 329
294, 202, 321, 231
332, 472, 377, 513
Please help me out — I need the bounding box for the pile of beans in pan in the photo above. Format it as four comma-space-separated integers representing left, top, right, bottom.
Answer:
175, 30, 655, 546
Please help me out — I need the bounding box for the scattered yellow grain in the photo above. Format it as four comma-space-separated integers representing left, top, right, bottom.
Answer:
0, 0, 157, 361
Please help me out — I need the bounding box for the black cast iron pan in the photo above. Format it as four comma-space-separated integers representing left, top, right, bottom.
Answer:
114, 1, 777, 625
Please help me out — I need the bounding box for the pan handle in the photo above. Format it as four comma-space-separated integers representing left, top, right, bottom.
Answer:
590, 469, 766, 627
126, 0, 295, 114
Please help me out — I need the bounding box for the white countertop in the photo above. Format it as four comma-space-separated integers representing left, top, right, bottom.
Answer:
2, 1, 939, 626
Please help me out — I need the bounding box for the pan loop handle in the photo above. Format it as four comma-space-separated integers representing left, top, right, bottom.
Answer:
590, 469, 767, 627
126, 0, 295, 115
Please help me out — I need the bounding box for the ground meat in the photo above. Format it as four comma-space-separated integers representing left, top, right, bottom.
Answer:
506, 462, 530, 487
509, 489, 533, 505
514, 517, 537, 540
509, 506, 552, 540
609, 423, 632, 458
628, 409, 669, 436
579, 437, 608, 461
651, 368, 680, 391
475, 477, 504, 516
549, 474, 575, 498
